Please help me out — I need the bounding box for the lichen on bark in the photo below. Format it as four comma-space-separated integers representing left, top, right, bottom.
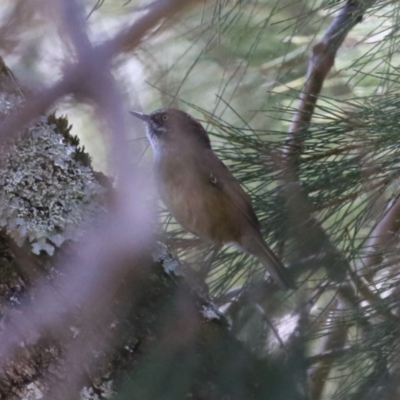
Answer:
0, 91, 108, 256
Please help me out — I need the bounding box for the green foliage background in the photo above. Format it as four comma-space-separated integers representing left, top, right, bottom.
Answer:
3, 0, 400, 398
126, 1, 400, 398
136, 1, 400, 398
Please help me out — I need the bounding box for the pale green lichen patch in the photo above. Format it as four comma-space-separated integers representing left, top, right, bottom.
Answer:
0, 94, 108, 255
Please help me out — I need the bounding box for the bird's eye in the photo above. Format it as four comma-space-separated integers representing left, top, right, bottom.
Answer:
162, 114, 169, 122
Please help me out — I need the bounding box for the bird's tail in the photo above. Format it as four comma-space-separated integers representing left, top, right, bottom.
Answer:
240, 234, 295, 290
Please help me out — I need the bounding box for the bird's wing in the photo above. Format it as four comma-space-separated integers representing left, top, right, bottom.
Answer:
197, 149, 261, 232
196, 149, 294, 290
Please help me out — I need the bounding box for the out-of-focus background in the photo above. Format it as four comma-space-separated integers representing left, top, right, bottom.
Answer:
2, 0, 394, 171
1, 1, 400, 399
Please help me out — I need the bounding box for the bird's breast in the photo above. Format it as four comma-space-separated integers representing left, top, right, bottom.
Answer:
157, 165, 205, 237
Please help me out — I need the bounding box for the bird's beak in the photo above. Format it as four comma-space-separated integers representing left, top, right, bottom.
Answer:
129, 111, 150, 122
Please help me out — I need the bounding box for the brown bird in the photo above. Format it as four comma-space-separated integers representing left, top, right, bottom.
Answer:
130, 108, 294, 290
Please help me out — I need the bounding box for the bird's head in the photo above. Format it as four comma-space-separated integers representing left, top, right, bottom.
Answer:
129, 108, 211, 152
